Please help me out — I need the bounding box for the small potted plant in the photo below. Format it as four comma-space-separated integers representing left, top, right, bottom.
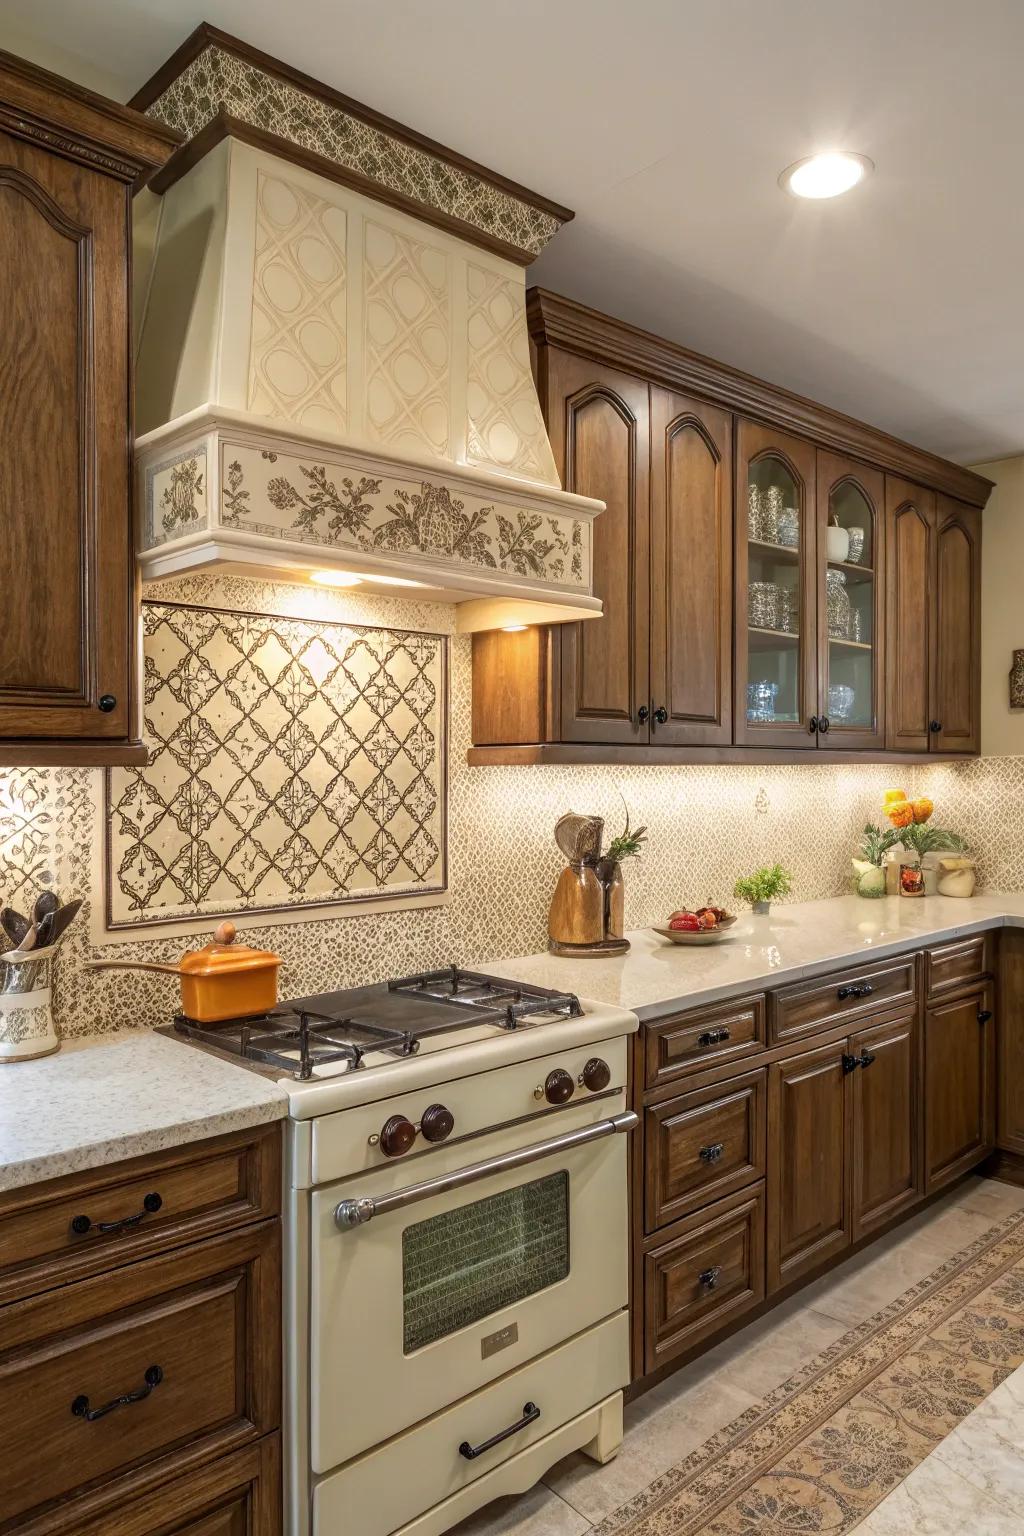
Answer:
852, 824, 899, 898
734, 863, 792, 916
596, 801, 647, 940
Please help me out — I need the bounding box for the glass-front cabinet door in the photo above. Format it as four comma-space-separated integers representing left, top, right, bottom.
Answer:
735, 420, 818, 746
816, 452, 886, 750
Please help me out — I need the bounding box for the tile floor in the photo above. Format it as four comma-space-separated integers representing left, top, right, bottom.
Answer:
449, 1175, 1024, 1534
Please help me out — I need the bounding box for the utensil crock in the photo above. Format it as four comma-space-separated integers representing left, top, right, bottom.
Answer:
0, 943, 59, 1062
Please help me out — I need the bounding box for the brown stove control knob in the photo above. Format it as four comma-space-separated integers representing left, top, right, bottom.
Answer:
420, 1103, 455, 1143
379, 1115, 417, 1157
580, 1057, 611, 1092
544, 1068, 575, 1105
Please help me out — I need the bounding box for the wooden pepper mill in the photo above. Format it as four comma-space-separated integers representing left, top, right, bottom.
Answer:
548, 813, 630, 958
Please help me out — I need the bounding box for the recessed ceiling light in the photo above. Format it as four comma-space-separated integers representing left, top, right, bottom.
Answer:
310, 569, 363, 588
779, 152, 873, 199
501, 624, 529, 633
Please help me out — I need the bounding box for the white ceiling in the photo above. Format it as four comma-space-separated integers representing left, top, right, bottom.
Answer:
7, 0, 1023, 465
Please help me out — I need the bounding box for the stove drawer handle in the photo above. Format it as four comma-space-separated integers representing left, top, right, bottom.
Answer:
459, 1401, 540, 1460
334, 1111, 638, 1231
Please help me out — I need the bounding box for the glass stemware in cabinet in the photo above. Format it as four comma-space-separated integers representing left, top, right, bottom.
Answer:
825, 479, 876, 733
745, 456, 802, 726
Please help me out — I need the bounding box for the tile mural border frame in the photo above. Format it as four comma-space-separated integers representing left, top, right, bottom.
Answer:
103, 597, 449, 932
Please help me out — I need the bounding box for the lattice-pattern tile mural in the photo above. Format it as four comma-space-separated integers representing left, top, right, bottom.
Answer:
105, 600, 447, 927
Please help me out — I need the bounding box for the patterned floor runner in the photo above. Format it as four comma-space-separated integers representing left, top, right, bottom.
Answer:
593, 1211, 1024, 1535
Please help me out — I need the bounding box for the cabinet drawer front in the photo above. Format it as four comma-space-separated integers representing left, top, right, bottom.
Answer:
645, 995, 765, 1088
925, 935, 991, 997
645, 1069, 766, 1231
0, 1125, 280, 1305
771, 956, 917, 1044
644, 1185, 765, 1373
0, 1224, 280, 1528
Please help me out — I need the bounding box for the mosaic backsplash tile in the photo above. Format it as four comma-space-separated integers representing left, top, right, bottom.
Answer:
144, 44, 564, 261
0, 567, 1012, 1039
106, 599, 446, 927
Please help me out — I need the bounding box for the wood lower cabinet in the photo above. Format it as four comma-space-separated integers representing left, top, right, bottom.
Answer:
767, 1041, 851, 1292
0, 53, 177, 765
851, 1011, 921, 1239
471, 293, 989, 764
644, 1069, 766, 1231
0, 1123, 282, 1534
925, 983, 995, 1191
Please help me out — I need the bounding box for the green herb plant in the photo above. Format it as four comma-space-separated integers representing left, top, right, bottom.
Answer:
860, 823, 901, 867
733, 864, 793, 908
604, 799, 648, 865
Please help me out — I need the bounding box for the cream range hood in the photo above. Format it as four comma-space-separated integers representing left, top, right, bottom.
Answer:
131, 30, 603, 630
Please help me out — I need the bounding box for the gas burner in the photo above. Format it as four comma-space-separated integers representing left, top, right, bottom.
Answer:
170, 967, 583, 1079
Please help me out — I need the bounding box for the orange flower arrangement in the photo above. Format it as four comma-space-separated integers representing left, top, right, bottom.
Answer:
883, 791, 934, 829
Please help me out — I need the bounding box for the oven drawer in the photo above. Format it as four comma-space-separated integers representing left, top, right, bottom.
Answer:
0, 1224, 279, 1529
644, 1069, 766, 1232
644, 995, 766, 1089
313, 1312, 628, 1536
643, 1184, 765, 1374
925, 935, 992, 997
310, 1098, 633, 1470
0, 1124, 280, 1305
771, 955, 918, 1044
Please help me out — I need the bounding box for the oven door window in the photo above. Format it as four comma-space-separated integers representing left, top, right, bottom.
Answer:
402, 1170, 570, 1354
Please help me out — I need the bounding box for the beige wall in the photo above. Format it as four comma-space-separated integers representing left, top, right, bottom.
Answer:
974, 455, 1024, 755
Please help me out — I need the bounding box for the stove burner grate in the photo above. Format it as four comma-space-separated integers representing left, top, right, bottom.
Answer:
173, 1007, 419, 1080
388, 966, 583, 1030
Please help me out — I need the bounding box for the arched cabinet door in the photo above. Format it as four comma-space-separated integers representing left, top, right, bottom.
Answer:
933, 497, 981, 753
734, 420, 818, 747
815, 452, 886, 751
547, 352, 651, 743
885, 477, 937, 752
649, 390, 733, 746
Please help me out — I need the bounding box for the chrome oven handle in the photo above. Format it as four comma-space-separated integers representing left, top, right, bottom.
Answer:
334, 1110, 638, 1231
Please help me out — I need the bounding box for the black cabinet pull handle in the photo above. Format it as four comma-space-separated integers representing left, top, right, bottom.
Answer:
842, 1053, 860, 1073
699, 1142, 724, 1164
837, 983, 873, 1002
930, 720, 942, 734
859, 1049, 876, 1069
652, 705, 668, 726
697, 1027, 730, 1048
98, 694, 117, 713
459, 1402, 540, 1460
637, 705, 650, 725
698, 1266, 721, 1290
808, 716, 819, 734
978, 1009, 993, 1025
819, 715, 831, 734
70, 1191, 162, 1237
72, 1364, 163, 1422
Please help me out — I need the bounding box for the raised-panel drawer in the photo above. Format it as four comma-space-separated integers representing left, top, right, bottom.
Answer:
0, 1223, 280, 1529
643, 1184, 765, 1374
644, 995, 766, 1089
0, 1124, 281, 1306
925, 935, 992, 998
644, 1069, 766, 1232
771, 956, 918, 1045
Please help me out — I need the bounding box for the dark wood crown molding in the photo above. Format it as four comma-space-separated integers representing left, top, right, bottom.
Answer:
131, 22, 573, 256
0, 49, 180, 187
527, 289, 993, 509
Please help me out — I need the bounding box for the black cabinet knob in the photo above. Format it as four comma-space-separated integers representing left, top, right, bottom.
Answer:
544, 1068, 575, 1105
698, 1266, 721, 1290
420, 1104, 455, 1142
580, 1057, 611, 1092
652, 705, 668, 726
819, 715, 831, 734
98, 694, 117, 713
637, 705, 650, 725
808, 716, 819, 734
978, 1009, 993, 1025
699, 1142, 724, 1164
930, 720, 942, 733
379, 1115, 417, 1157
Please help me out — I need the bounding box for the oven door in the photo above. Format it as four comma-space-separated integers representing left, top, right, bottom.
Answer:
309, 1098, 635, 1471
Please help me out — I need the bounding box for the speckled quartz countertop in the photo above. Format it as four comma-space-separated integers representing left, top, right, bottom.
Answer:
493, 893, 1024, 1022
0, 1030, 287, 1194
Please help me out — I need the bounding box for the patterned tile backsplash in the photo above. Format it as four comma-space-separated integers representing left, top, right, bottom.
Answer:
106, 600, 446, 928
0, 568, 1008, 1039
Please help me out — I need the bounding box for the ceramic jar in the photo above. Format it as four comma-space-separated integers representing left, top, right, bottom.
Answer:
937, 859, 977, 897
826, 525, 851, 562
0, 945, 59, 1061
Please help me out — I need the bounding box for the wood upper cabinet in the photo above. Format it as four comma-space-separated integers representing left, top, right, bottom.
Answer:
886, 476, 936, 751
933, 497, 981, 753
767, 1040, 850, 1292
734, 421, 817, 747
548, 350, 650, 744
816, 453, 886, 750
0, 54, 176, 764
649, 389, 733, 745
925, 983, 995, 1191
850, 1011, 921, 1240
